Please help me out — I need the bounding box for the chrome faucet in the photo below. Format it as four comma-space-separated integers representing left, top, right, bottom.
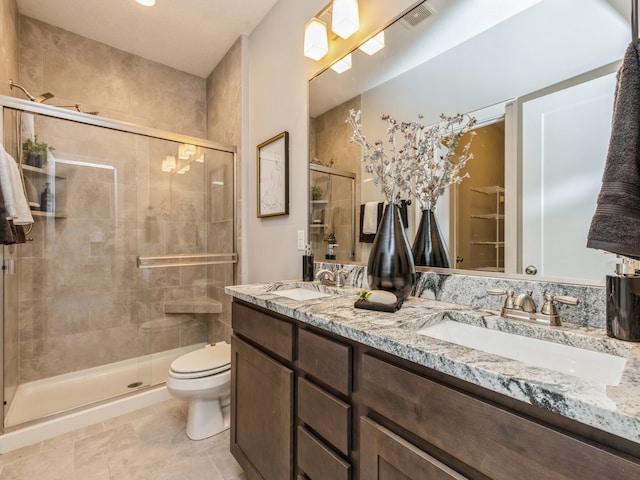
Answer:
487, 289, 579, 326
315, 268, 349, 287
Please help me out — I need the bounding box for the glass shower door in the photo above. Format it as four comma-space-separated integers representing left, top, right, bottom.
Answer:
1, 102, 236, 429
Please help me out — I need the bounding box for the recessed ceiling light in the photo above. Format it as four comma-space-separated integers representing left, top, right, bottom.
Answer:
135, 0, 156, 6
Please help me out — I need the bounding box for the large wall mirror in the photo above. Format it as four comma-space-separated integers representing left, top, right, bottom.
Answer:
308, 0, 629, 285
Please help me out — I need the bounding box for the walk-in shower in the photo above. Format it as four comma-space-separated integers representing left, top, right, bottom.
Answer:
0, 95, 237, 431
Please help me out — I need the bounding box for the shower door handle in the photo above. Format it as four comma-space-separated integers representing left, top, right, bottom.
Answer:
3, 259, 15, 275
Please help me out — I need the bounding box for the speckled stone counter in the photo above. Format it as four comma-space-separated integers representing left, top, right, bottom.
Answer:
225, 280, 640, 446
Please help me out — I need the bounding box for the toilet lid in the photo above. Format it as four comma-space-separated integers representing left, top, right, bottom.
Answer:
170, 342, 231, 375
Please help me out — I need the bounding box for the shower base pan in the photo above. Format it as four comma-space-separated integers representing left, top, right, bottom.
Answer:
4, 344, 202, 428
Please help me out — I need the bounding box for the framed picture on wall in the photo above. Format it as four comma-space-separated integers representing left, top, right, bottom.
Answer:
257, 131, 289, 217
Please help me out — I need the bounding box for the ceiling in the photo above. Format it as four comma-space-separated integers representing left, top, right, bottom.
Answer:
15, 0, 279, 78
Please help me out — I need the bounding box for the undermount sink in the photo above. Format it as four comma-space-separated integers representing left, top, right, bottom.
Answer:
417, 320, 627, 386
272, 288, 332, 301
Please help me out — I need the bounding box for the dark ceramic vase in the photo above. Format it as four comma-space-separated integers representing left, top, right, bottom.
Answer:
367, 203, 416, 300
412, 209, 451, 267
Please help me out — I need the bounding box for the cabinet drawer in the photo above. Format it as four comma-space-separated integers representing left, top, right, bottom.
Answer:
298, 377, 351, 455
298, 328, 351, 396
297, 426, 350, 480
361, 416, 467, 480
362, 354, 640, 480
232, 301, 293, 362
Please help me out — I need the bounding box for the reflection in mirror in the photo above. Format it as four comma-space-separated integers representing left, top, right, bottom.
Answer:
308, 0, 629, 284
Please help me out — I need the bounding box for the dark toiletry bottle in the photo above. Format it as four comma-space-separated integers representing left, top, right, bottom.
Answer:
325, 243, 337, 260
303, 244, 314, 281
40, 182, 54, 213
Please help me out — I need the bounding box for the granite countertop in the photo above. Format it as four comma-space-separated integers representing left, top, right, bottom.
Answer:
225, 280, 640, 445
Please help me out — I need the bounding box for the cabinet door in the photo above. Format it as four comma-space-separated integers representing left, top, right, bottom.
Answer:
231, 335, 294, 480
360, 417, 467, 480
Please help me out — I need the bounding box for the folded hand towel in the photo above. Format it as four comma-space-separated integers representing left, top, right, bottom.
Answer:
0, 143, 34, 225
362, 201, 380, 234
354, 297, 404, 312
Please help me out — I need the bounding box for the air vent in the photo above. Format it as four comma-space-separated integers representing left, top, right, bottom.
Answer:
400, 1, 434, 28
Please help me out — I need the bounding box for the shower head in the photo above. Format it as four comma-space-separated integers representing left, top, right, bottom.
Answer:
9, 80, 54, 103
35, 92, 54, 103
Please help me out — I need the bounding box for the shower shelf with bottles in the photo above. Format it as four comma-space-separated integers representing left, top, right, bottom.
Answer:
22, 163, 67, 218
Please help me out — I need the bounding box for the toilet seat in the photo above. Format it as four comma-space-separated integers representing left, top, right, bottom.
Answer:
169, 342, 231, 379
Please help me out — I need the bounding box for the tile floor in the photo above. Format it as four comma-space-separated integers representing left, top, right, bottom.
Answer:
0, 398, 245, 480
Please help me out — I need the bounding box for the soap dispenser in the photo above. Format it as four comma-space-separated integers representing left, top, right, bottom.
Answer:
302, 244, 314, 282
40, 182, 54, 213
606, 256, 640, 341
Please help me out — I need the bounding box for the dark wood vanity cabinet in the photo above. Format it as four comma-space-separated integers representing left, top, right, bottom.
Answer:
296, 328, 353, 480
231, 300, 640, 480
231, 301, 353, 480
231, 302, 295, 480
361, 354, 640, 480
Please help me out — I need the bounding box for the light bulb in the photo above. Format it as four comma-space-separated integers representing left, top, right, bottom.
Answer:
331, 0, 359, 40
304, 18, 329, 60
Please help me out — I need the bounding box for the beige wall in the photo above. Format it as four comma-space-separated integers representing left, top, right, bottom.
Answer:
0, 0, 19, 96
18, 16, 206, 137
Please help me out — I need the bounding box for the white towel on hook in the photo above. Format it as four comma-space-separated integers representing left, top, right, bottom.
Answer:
0, 143, 34, 225
362, 201, 380, 234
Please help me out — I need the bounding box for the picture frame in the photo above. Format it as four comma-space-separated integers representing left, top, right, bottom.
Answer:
257, 131, 289, 218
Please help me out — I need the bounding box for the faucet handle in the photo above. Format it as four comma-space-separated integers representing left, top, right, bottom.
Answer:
540, 293, 579, 326
486, 289, 515, 309
553, 295, 579, 306
540, 293, 579, 313
335, 269, 349, 287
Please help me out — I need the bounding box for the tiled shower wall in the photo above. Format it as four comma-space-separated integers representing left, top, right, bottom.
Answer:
4, 16, 237, 384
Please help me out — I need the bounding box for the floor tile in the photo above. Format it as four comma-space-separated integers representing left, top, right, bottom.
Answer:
0, 399, 243, 480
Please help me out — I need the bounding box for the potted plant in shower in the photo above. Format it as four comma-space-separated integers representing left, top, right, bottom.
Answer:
22, 135, 53, 169
311, 185, 323, 200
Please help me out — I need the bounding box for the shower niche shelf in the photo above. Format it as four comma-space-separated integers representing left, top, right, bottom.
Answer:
22, 164, 67, 219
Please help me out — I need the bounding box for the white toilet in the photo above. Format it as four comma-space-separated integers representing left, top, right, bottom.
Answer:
166, 341, 231, 440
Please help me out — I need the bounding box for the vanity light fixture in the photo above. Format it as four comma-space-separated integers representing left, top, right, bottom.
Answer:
359, 31, 385, 55
162, 156, 176, 172
134, 0, 156, 6
331, 0, 360, 39
330, 53, 352, 74
304, 18, 329, 60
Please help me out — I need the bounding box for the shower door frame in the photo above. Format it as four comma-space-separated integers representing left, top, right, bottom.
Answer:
0, 94, 238, 433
